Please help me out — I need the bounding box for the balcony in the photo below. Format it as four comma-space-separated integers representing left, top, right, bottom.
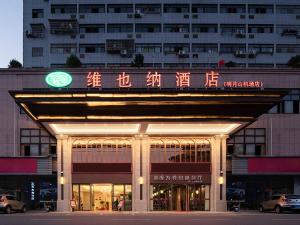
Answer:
26, 24, 45, 38
49, 19, 78, 35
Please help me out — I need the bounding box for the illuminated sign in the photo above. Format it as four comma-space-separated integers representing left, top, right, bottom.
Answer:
45, 71, 73, 88
30, 181, 35, 201
205, 71, 219, 88
84, 71, 264, 89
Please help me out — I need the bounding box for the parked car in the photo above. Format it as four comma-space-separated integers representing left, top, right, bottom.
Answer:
259, 194, 300, 213
0, 195, 26, 214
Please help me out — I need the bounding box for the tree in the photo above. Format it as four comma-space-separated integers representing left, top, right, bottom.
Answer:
66, 54, 82, 68
8, 59, 22, 68
131, 54, 144, 68
225, 61, 236, 67
288, 55, 300, 68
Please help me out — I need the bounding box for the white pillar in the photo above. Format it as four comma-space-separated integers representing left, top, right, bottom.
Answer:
132, 135, 150, 212
210, 135, 227, 212
56, 135, 72, 212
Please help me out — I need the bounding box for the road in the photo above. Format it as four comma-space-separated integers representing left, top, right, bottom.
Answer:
0, 211, 300, 225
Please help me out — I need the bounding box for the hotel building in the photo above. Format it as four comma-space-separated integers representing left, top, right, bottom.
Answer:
0, 68, 299, 212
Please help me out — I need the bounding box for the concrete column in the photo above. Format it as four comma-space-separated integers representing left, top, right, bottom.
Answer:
210, 135, 228, 212
132, 135, 150, 212
56, 135, 72, 212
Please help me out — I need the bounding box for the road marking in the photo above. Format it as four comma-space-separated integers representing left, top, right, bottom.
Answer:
272, 219, 300, 221
112, 218, 152, 222
31, 218, 72, 221
192, 218, 232, 221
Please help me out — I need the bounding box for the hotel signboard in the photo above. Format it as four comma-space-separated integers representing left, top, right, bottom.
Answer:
151, 174, 211, 184
45, 70, 263, 89
86, 71, 263, 89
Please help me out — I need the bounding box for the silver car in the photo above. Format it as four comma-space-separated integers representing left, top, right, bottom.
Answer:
259, 194, 300, 213
0, 195, 26, 214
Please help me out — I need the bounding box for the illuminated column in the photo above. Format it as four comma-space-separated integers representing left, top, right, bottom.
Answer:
210, 135, 228, 212
56, 135, 72, 212
132, 135, 151, 212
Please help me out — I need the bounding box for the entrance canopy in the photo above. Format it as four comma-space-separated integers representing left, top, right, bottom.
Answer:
10, 89, 287, 136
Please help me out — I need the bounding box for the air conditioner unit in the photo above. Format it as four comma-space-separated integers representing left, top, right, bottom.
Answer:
248, 49, 257, 58
120, 49, 128, 57
234, 50, 247, 58
134, 9, 143, 18
235, 30, 246, 38
178, 50, 189, 58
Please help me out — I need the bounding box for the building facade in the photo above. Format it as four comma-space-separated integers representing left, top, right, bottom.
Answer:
0, 68, 300, 212
24, 0, 300, 68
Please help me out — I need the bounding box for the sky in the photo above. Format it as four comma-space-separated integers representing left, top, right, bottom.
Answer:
0, 0, 23, 68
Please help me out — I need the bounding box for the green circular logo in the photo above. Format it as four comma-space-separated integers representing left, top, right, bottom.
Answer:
45, 71, 73, 88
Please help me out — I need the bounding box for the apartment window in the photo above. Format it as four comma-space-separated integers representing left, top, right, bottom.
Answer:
51, 4, 77, 14
277, 45, 300, 53
79, 4, 105, 13
164, 4, 189, 13
135, 24, 161, 33
32, 47, 43, 57
276, 5, 300, 14
79, 24, 105, 33
107, 24, 133, 33
107, 4, 133, 13
192, 4, 218, 13
270, 90, 300, 114
248, 44, 274, 54
192, 24, 218, 33
220, 44, 246, 54
227, 128, 266, 156
192, 44, 218, 53
248, 25, 273, 33
135, 4, 161, 14
20, 129, 56, 156
164, 44, 189, 54
79, 44, 105, 53
220, 4, 246, 13
277, 25, 300, 35
248, 5, 273, 14
135, 44, 161, 53
221, 24, 246, 35
32, 9, 44, 18
50, 44, 77, 54
164, 24, 189, 33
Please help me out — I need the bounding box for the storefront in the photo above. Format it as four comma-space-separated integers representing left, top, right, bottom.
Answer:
72, 184, 132, 211
9, 70, 287, 212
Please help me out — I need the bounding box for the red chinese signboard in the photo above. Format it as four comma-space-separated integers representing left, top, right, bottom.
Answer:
86, 71, 264, 89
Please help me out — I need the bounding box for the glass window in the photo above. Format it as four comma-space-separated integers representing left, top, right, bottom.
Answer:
32, 9, 44, 18
284, 101, 294, 113
164, 4, 189, 13
107, 4, 133, 13
246, 144, 256, 155
30, 144, 39, 156
79, 185, 91, 211
79, 4, 105, 13
20, 128, 56, 156
227, 128, 266, 156
192, 4, 218, 13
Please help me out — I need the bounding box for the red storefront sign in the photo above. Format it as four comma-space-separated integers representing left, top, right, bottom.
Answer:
0, 158, 37, 174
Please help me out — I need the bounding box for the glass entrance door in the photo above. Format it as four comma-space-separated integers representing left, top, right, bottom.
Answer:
172, 185, 187, 211
93, 184, 112, 211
